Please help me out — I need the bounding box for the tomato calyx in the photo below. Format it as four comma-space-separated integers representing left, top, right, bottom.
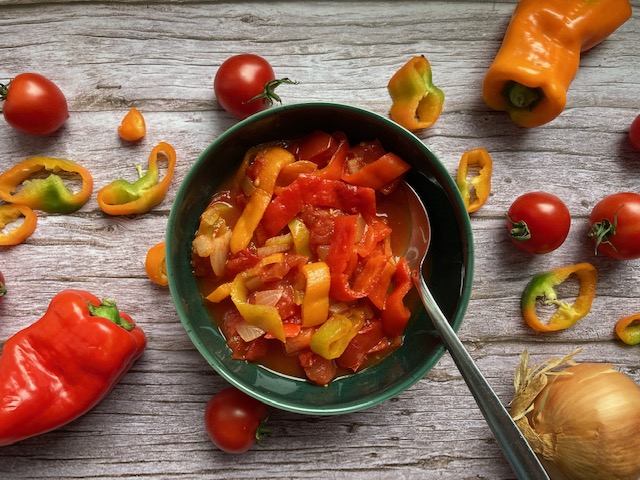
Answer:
255, 417, 272, 445
0, 81, 9, 100
506, 214, 531, 242
588, 206, 621, 255
245, 77, 298, 107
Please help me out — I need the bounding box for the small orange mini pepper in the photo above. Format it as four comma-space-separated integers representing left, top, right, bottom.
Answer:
387, 55, 445, 131
118, 108, 146, 142
614, 314, 640, 346
97, 141, 176, 215
456, 148, 493, 213
145, 241, 168, 286
0, 204, 38, 246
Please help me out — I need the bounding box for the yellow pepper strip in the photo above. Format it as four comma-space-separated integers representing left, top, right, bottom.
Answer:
0, 157, 93, 214
230, 271, 285, 342
310, 312, 365, 360
97, 141, 176, 215
456, 148, 493, 213
521, 263, 597, 332
288, 217, 312, 257
0, 204, 38, 246
387, 55, 445, 131
230, 146, 295, 254
206, 282, 232, 303
614, 314, 640, 346
145, 241, 168, 287
301, 262, 331, 327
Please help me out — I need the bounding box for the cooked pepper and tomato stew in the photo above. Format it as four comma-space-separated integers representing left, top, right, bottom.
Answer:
191, 130, 419, 386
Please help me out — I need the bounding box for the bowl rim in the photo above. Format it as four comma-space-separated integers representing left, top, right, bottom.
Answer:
167, 101, 475, 415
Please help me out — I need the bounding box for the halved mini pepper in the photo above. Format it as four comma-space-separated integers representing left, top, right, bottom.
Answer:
0, 289, 146, 446
456, 147, 493, 213
97, 141, 176, 215
614, 314, 640, 346
521, 262, 597, 332
388, 55, 445, 131
0, 157, 93, 214
0, 204, 38, 246
482, 0, 632, 127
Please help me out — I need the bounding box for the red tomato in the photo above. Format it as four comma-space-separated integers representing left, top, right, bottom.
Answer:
588, 192, 640, 260
204, 386, 270, 453
630, 114, 640, 151
0, 271, 5, 304
506, 192, 571, 254
213, 54, 294, 119
1, 73, 69, 135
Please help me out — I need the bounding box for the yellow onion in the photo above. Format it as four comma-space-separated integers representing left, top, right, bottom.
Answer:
510, 349, 640, 480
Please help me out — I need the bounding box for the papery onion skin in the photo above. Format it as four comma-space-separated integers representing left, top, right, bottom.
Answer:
526, 363, 640, 480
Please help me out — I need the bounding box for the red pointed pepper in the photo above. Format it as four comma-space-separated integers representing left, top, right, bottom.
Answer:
0, 289, 146, 446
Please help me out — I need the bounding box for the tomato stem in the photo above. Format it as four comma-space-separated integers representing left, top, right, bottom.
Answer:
245, 78, 298, 106
506, 214, 531, 242
0, 81, 9, 100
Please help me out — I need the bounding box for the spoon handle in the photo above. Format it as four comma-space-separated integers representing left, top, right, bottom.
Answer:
416, 276, 549, 480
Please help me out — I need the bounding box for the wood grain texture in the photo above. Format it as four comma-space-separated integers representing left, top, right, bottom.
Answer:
1, 2, 639, 479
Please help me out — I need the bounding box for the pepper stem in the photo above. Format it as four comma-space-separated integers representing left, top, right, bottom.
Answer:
88, 299, 135, 331
502, 81, 543, 111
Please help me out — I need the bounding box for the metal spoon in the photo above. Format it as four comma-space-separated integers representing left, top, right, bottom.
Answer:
402, 182, 549, 480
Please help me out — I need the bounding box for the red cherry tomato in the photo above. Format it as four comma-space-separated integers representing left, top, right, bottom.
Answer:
1, 73, 69, 135
506, 192, 571, 254
213, 54, 295, 120
588, 192, 640, 260
0, 271, 5, 304
629, 114, 640, 151
204, 386, 270, 453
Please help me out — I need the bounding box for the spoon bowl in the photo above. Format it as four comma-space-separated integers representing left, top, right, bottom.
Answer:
402, 182, 549, 480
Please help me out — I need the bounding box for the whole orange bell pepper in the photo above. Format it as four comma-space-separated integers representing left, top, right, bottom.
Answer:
483, 0, 632, 127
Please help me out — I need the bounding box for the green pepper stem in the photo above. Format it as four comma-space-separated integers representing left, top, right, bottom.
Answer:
502, 81, 543, 111
88, 299, 134, 331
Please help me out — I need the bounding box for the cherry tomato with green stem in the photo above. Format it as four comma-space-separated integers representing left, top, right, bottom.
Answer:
1, 73, 69, 135
506, 192, 571, 254
204, 386, 270, 453
629, 114, 640, 151
213, 54, 296, 120
588, 192, 640, 260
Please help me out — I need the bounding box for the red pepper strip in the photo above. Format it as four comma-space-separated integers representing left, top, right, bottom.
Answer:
614, 314, 640, 345
367, 257, 398, 310
342, 152, 411, 191
313, 135, 348, 180
0, 204, 38, 246
521, 262, 597, 332
0, 289, 146, 446
97, 141, 176, 215
0, 157, 93, 214
381, 257, 413, 337
262, 174, 377, 237
325, 215, 390, 302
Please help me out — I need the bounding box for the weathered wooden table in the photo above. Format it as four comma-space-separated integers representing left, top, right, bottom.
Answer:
1, 1, 638, 479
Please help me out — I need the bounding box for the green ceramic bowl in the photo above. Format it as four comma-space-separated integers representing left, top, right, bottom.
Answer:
166, 102, 474, 415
